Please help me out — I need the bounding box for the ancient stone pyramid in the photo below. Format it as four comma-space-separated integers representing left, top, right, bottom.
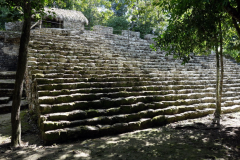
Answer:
26, 26, 240, 144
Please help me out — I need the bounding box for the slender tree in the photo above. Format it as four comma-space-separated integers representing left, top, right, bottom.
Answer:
11, 0, 32, 147
3, 0, 50, 147
153, 0, 233, 124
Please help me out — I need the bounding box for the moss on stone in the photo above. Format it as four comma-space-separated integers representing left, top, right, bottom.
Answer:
165, 115, 176, 123
106, 108, 119, 115
98, 116, 111, 124
55, 95, 73, 103
128, 121, 141, 131
177, 106, 189, 113
175, 113, 186, 121
112, 123, 128, 133
87, 109, 99, 117
126, 113, 140, 122
33, 73, 44, 79
163, 108, 173, 115
153, 109, 164, 115
139, 110, 148, 118
119, 105, 132, 114
140, 118, 152, 128
44, 130, 61, 142
61, 89, 70, 93
99, 125, 113, 135
151, 115, 166, 126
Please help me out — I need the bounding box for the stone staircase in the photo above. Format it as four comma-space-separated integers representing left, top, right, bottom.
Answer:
26, 27, 240, 144
0, 71, 28, 114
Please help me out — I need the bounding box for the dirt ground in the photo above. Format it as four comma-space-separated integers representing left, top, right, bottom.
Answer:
1, 110, 240, 160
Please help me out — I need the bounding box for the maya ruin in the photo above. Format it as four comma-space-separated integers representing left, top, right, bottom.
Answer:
1, 7, 240, 145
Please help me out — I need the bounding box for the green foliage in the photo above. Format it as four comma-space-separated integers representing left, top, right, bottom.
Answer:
128, 0, 167, 38
0, 0, 53, 30
48, 0, 113, 28
0, 0, 22, 29
105, 16, 129, 34
111, 0, 127, 16
153, 0, 237, 64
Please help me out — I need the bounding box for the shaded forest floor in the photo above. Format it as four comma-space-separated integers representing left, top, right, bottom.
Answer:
1, 110, 240, 160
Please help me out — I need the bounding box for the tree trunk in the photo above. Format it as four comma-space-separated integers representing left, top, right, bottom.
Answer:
214, 39, 221, 124
213, 20, 224, 125
219, 19, 224, 119
11, 0, 31, 147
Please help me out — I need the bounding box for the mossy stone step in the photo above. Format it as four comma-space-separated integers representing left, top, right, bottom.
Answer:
41, 101, 216, 123
38, 87, 214, 97
36, 80, 215, 91
0, 97, 10, 104
35, 76, 236, 85
0, 89, 14, 96
39, 96, 217, 115
0, 71, 16, 79
38, 92, 215, 105
35, 77, 150, 84
0, 80, 15, 89
0, 99, 28, 114
31, 72, 152, 79
37, 81, 154, 90
42, 106, 215, 132
42, 109, 214, 144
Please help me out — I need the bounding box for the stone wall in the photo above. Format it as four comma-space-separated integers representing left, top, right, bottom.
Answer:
5, 21, 23, 31
31, 28, 83, 36
93, 25, 113, 34
63, 20, 85, 31
5, 20, 85, 31
0, 31, 21, 71
144, 34, 157, 44
122, 30, 140, 40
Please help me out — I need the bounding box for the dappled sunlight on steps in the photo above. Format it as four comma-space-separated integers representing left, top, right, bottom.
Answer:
26, 27, 240, 144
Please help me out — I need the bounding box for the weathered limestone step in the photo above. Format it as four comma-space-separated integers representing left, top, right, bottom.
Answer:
29, 68, 142, 75
38, 87, 215, 97
41, 104, 216, 132
41, 101, 216, 124
36, 80, 218, 91
34, 77, 232, 85
0, 99, 28, 114
0, 89, 13, 96
42, 109, 214, 143
0, 80, 15, 88
35, 77, 151, 84
39, 96, 218, 115
28, 50, 118, 58
222, 105, 240, 113
37, 85, 208, 95
0, 71, 16, 79
38, 90, 177, 100
39, 94, 240, 116
32, 73, 152, 79
31, 71, 222, 80
0, 97, 10, 104
223, 87, 240, 92
42, 104, 240, 142
38, 92, 216, 105
36, 81, 154, 90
